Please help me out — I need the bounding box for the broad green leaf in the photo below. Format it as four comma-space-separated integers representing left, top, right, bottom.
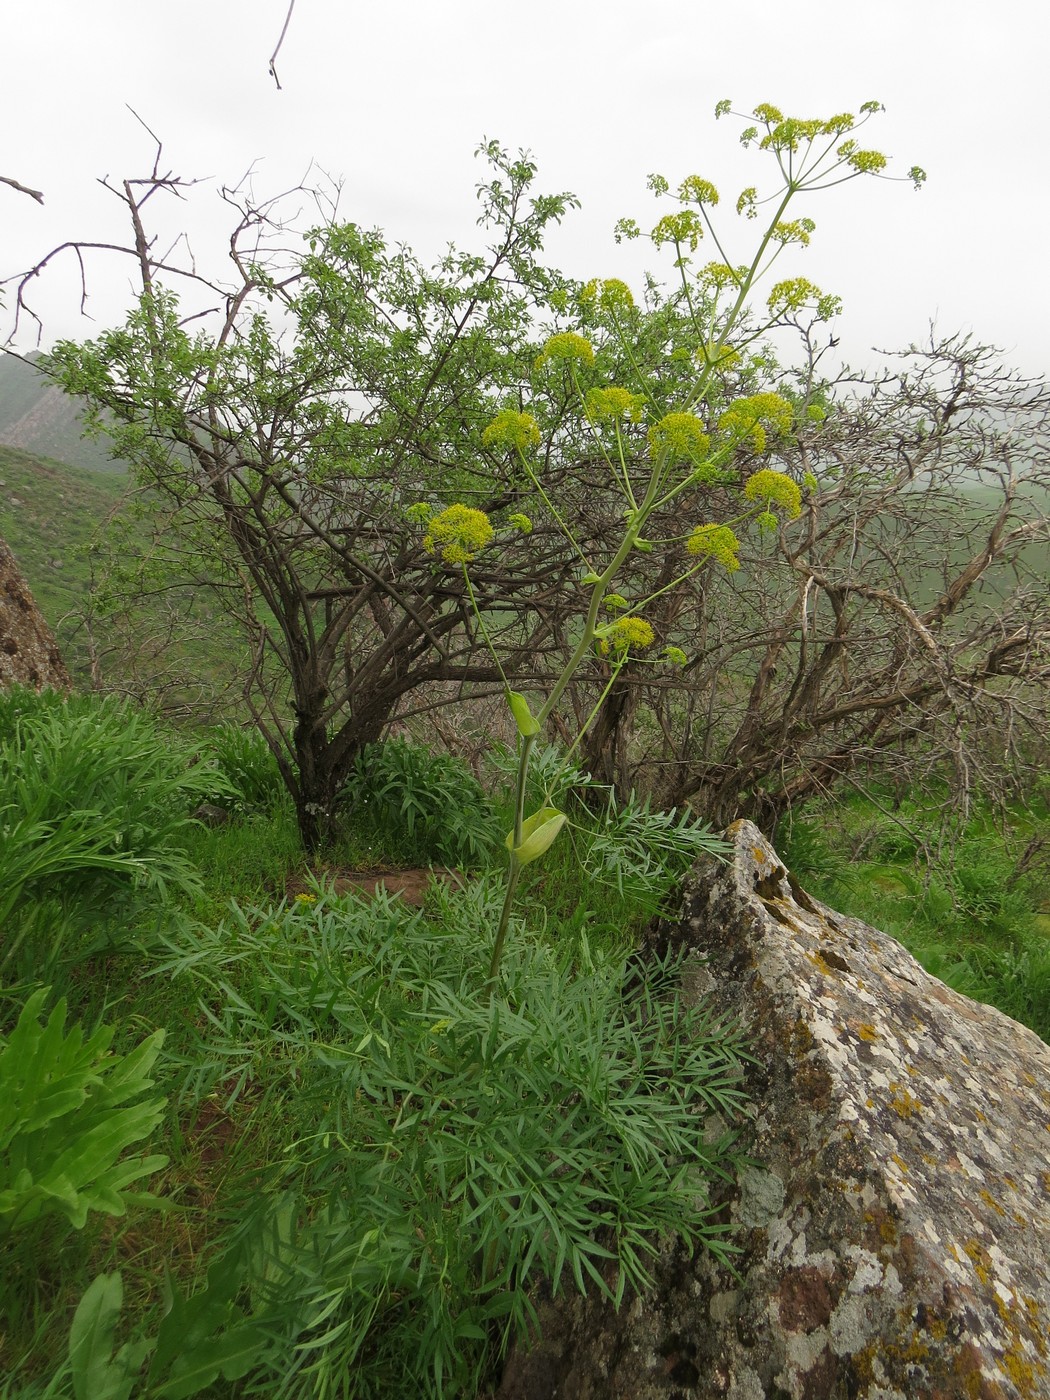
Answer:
149, 1253, 243, 1381
154, 1325, 269, 1399
68, 1273, 147, 1400
0, 992, 168, 1234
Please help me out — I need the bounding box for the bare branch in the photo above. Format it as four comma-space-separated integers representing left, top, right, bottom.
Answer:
269, 0, 297, 89
1, 174, 44, 204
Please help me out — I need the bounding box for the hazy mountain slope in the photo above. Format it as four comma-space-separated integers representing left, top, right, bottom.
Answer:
0, 351, 126, 474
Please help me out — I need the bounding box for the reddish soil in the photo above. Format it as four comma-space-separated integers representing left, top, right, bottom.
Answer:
286, 866, 468, 908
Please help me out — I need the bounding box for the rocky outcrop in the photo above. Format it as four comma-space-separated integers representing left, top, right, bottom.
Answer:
0, 534, 70, 690
498, 821, 1050, 1400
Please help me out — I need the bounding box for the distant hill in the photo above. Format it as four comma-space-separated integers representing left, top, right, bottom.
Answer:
0, 442, 247, 716
0, 351, 126, 474
0, 444, 127, 650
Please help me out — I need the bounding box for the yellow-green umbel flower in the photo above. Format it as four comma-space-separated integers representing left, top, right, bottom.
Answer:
651, 210, 703, 252
678, 175, 720, 206
599, 616, 655, 655
536, 332, 595, 368
686, 523, 741, 572
743, 468, 802, 519
585, 387, 644, 424
482, 409, 541, 453
508, 513, 533, 535
423, 504, 495, 565
580, 278, 635, 315
647, 412, 710, 462
662, 645, 688, 667
718, 392, 794, 453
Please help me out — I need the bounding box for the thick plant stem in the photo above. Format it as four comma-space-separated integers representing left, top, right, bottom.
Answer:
488, 479, 664, 987
487, 853, 523, 991
487, 733, 535, 989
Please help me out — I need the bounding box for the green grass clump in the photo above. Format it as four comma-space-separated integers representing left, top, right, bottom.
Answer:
198, 724, 289, 818
0, 687, 221, 992
342, 738, 501, 868
154, 879, 746, 1398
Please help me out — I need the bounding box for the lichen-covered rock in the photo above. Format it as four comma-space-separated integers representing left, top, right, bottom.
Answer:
0, 534, 70, 691
497, 820, 1050, 1400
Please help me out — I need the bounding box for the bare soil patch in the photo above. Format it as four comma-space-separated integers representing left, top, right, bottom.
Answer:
286, 866, 468, 908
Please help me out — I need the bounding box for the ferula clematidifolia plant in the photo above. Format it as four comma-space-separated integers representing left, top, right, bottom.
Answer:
412, 101, 924, 984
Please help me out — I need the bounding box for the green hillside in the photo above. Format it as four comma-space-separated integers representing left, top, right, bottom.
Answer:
0, 445, 246, 713
0, 443, 126, 642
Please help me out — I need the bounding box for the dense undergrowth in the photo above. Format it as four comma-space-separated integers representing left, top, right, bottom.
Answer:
2, 688, 1047, 1397
0, 689, 744, 1399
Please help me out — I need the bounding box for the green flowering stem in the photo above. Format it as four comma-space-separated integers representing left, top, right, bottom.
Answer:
684, 186, 797, 414
461, 565, 511, 692
486, 728, 536, 989
612, 421, 640, 509
590, 407, 643, 512
484, 484, 658, 987
649, 445, 738, 513
537, 508, 653, 735
516, 449, 592, 572
487, 852, 523, 991
566, 359, 636, 504
548, 648, 631, 780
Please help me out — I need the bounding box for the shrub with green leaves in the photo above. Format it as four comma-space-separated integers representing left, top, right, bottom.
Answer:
579, 791, 730, 909
0, 988, 168, 1235
342, 738, 500, 867
159, 882, 747, 1397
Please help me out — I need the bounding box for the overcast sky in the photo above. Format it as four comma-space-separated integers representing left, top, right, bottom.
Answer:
3, 0, 1047, 381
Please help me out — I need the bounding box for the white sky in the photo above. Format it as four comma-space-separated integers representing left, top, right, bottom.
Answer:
3, 0, 1048, 380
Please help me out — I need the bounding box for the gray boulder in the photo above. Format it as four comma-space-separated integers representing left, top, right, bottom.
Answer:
498, 820, 1050, 1399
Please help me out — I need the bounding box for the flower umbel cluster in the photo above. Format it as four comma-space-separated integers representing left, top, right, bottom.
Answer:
586, 387, 645, 424
648, 412, 710, 462
536, 332, 595, 369
767, 278, 842, 322
686, 524, 741, 571
744, 469, 802, 519
482, 409, 541, 453
580, 278, 635, 315
599, 616, 655, 655
719, 392, 794, 453
423, 505, 495, 565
